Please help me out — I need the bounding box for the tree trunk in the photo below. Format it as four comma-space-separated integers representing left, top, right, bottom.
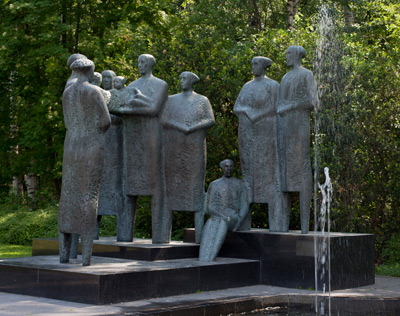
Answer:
60, 1, 67, 47
25, 173, 39, 200
250, 0, 262, 30
12, 176, 24, 195
287, 0, 298, 30
10, 127, 23, 195
74, 1, 82, 51
344, 5, 354, 29
54, 178, 62, 199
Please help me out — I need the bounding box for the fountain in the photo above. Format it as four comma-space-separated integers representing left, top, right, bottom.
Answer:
0, 4, 377, 312
315, 167, 333, 315
313, 4, 339, 315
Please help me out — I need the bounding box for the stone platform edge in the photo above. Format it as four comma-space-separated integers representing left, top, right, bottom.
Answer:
104, 294, 400, 316
0, 255, 260, 305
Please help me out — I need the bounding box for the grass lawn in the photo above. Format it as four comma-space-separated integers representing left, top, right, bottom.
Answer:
0, 243, 32, 258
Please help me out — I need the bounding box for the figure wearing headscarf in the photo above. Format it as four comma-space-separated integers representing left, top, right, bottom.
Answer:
90, 72, 102, 87
95, 69, 126, 240
65, 53, 87, 89
277, 45, 317, 234
234, 56, 284, 231
161, 71, 215, 243
65, 53, 89, 259
59, 58, 111, 266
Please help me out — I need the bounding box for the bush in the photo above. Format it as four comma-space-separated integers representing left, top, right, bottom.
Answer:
382, 234, 400, 264
0, 203, 58, 245
98, 215, 117, 237
0, 195, 158, 245
376, 263, 400, 277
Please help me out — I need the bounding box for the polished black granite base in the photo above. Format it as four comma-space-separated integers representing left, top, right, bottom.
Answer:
33, 237, 199, 261
0, 255, 259, 304
184, 228, 375, 291
23, 229, 374, 305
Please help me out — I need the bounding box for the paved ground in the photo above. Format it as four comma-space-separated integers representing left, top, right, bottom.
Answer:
0, 276, 399, 316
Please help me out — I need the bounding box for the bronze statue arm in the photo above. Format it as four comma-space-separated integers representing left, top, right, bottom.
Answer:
276, 100, 297, 115
107, 92, 124, 115
233, 89, 248, 115
186, 118, 215, 134
233, 103, 249, 115
124, 85, 168, 116
62, 89, 73, 130
163, 119, 214, 134
129, 92, 152, 107
92, 89, 111, 133
277, 98, 314, 116
187, 98, 215, 133
206, 183, 229, 220
62, 104, 71, 130
162, 120, 191, 133
247, 108, 276, 122
277, 73, 317, 116
248, 87, 279, 122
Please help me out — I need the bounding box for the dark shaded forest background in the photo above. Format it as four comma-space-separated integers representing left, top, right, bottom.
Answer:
1, 0, 400, 262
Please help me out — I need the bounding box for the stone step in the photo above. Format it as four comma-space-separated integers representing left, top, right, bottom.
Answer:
0, 255, 260, 305
33, 236, 199, 261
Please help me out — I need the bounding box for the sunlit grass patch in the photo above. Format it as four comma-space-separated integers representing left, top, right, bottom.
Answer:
375, 263, 400, 277
0, 243, 32, 258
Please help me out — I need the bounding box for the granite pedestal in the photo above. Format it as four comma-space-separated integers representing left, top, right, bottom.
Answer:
5, 229, 374, 305
184, 228, 375, 291
0, 255, 259, 305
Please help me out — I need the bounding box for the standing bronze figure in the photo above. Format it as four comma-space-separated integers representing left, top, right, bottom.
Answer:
59, 58, 111, 266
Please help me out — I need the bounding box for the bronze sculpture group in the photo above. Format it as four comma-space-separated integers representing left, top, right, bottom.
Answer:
59, 46, 317, 265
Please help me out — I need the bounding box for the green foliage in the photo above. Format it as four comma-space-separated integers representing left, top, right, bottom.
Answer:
310, 2, 400, 261
375, 263, 400, 277
0, 202, 58, 245
382, 234, 400, 264
98, 215, 117, 237
133, 197, 152, 239
171, 211, 195, 240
